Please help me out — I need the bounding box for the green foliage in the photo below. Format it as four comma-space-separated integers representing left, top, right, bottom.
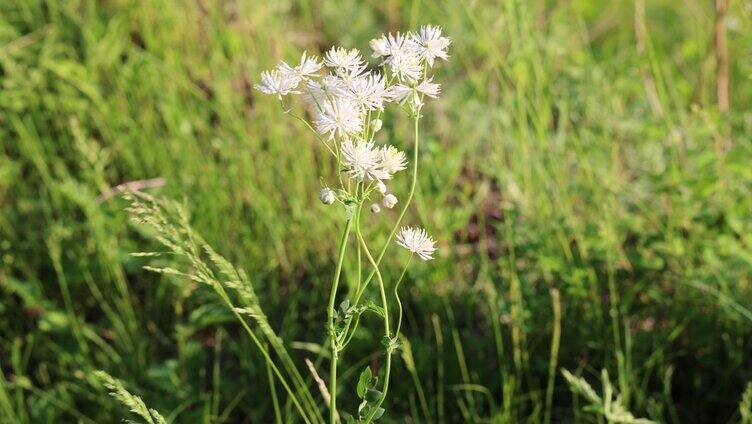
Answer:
126, 191, 324, 423
1, 0, 751, 422
562, 369, 655, 424
741, 383, 752, 424
93, 371, 166, 424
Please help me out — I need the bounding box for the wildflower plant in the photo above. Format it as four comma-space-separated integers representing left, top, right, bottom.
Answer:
126, 25, 447, 424
255, 25, 448, 423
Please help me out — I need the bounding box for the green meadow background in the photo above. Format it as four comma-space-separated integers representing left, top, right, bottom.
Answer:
2, 0, 752, 422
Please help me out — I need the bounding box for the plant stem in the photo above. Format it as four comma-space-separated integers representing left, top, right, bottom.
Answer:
352, 110, 421, 308
544, 288, 562, 424
328, 218, 353, 424
356, 215, 392, 424
215, 285, 313, 424
393, 255, 412, 337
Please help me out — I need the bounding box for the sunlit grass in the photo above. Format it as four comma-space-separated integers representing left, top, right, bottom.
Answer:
1, 0, 751, 422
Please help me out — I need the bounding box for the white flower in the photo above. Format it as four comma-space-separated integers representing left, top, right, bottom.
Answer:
379, 145, 407, 175
373, 32, 423, 82
255, 70, 301, 97
416, 77, 441, 98
369, 35, 390, 58
390, 84, 414, 104
376, 181, 387, 194
383, 193, 398, 209
370, 203, 381, 213
371, 119, 383, 133
386, 48, 422, 82
279, 51, 322, 80
396, 226, 437, 260
391, 78, 440, 111
319, 188, 337, 204
343, 73, 391, 111
323, 47, 366, 75
303, 74, 350, 109
341, 139, 390, 181
314, 98, 363, 139
411, 25, 451, 67
386, 33, 411, 56
391, 83, 428, 111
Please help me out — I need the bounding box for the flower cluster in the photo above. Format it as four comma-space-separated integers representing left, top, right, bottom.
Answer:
255, 25, 447, 423
255, 25, 449, 230
255, 24, 450, 127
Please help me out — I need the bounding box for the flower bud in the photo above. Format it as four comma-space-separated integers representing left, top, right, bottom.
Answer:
376, 181, 387, 194
371, 119, 383, 133
382, 193, 398, 209
370, 203, 381, 214
319, 188, 336, 205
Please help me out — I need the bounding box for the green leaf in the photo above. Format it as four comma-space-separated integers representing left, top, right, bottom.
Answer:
339, 299, 351, 313
365, 388, 382, 403
357, 367, 372, 399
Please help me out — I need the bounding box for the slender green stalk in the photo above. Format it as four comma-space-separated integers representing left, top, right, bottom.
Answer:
349, 110, 421, 315
544, 288, 562, 424
355, 212, 392, 424
214, 285, 313, 424
266, 348, 283, 424
0, 363, 18, 423
606, 253, 629, 406
393, 255, 412, 337
431, 315, 446, 424
328, 218, 353, 424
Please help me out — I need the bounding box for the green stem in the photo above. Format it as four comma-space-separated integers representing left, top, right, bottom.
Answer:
544, 288, 562, 424
328, 218, 353, 424
393, 255, 413, 337
215, 285, 313, 424
356, 211, 392, 424
351, 110, 421, 309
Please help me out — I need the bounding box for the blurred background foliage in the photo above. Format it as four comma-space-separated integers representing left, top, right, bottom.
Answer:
1, 0, 751, 422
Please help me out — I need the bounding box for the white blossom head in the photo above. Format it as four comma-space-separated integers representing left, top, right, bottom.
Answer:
323, 47, 366, 76
371, 118, 383, 133
411, 25, 451, 67
383, 193, 398, 209
372, 32, 423, 82
314, 98, 363, 139
416, 78, 441, 98
303, 75, 348, 110
279, 51, 322, 80
255, 69, 301, 97
342, 73, 391, 111
369, 35, 390, 58
390, 84, 422, 110
341, 139, 389, 181
376, 181, 387, 194
319, 188, 337, 205
390, 78, 441, 112
370, 203, 381, 214
396, 226, 437, 260
379, 145, 407, 176
386, 48, 422, 82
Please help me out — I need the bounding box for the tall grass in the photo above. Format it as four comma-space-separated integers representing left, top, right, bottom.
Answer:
1, 0, 751, 422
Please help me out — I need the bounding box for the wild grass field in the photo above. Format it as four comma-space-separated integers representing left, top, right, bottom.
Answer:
2, 0, 752, 422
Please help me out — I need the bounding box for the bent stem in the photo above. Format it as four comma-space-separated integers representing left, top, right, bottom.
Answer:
328, 218, 353, 424
393, 255, 413, 337
350, 109, 422, 315
355, 207, 393, 424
